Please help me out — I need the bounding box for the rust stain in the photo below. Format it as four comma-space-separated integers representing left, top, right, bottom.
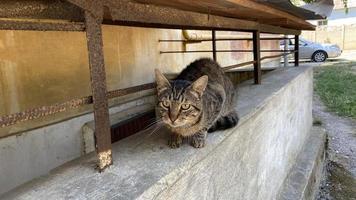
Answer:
97, 149, 113, 171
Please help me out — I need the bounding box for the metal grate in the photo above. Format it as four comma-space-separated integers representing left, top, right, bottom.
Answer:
110, 110, 156, 143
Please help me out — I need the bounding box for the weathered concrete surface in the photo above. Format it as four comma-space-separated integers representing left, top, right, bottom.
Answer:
278, 126, 326, 200
1, 65, 313, 200
0, 95, 155, 195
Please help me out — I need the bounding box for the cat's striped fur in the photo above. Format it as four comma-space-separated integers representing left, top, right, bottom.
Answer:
155, 58, 238, 148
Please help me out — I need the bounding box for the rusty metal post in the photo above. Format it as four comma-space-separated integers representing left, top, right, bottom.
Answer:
253, 30, 261, 84
283, 35, 289, 67
212, 30, 217, 61
84, 8, 112, 171
294, 35, 299, 67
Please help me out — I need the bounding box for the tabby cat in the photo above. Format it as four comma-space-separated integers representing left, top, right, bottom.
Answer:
155, 58, 238, 148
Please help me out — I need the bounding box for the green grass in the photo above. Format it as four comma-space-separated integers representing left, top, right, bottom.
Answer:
314, 62, 356, 119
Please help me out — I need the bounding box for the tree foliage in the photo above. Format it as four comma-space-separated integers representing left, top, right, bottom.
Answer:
292, 0, 348, 13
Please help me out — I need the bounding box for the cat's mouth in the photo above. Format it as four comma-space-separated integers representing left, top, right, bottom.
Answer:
167, 122, 183, 128
163, 120, 186, 128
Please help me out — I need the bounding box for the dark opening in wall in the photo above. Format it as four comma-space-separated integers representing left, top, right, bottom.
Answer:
110, 110, 156, 143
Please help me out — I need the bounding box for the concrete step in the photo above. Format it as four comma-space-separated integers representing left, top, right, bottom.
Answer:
278, 126, 327, 200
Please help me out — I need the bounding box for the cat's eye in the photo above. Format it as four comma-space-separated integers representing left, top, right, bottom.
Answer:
181, 103, 191, 110
161, 100, 170, 108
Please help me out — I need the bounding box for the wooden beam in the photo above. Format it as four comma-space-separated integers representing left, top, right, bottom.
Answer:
253, 30, 261, 84
0, 19, 85, 32
84, 5, 112, 171
259, 18, 290, 26
259, 24, 301, 35
0, 0, 83, 21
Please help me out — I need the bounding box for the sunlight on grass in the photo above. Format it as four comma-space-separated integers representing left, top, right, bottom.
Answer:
314, 62, 356, 119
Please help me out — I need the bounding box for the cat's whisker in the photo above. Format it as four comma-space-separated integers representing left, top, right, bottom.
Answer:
132, 122, 163, 149
147, 122, 163, 136
142, 118, 157, 127
142, 119, 162, 131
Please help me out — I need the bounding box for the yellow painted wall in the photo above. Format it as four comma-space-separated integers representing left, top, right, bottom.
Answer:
0, 25, 279, 137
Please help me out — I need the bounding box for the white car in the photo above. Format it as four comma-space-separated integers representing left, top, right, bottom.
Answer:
281, 38, 342, 62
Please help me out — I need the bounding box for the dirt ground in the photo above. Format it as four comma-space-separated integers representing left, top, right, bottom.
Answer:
314, 93, 356, 200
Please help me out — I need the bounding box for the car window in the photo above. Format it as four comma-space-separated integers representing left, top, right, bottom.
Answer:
279, 39, 293, 45
288, 39, 306, 46
289, 39, 294, 45
299, 40, 306, 46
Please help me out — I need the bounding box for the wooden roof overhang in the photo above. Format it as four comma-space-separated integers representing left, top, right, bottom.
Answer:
0, 0, 315, 34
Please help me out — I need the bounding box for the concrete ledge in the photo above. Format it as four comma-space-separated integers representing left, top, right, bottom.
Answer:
0, 94, 156, 196
1, 65, 313, 200
278, 126, 327, 200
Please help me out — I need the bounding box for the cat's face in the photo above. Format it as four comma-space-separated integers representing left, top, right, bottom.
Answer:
155, 69, 208, 128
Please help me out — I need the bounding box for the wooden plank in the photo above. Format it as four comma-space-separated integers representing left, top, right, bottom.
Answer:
84, 7, 112, 171
259, 24, 301, 35
226, 0, 314, 29
0, 19, 85, 32
253, 30, 262, 84
0, 0, 83, 21
132, 0, 314, 30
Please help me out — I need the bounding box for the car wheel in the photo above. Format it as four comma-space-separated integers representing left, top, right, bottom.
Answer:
312, 51, 327, 62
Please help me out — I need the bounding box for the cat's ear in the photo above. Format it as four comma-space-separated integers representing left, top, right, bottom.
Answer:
155, 69, 171, 94
189, 75, 208, 98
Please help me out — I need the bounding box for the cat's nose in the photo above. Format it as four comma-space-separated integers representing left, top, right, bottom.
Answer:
170, 116, 178, 123
169, 112, 179, 123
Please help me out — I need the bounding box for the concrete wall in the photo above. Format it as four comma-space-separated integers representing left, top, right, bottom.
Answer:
302, 24, 356, 50
0, 27, 280, 138
327, 7, 356, 25
1, 65, 313, 199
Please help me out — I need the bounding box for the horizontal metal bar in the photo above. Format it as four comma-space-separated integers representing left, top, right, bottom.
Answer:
0, 20, 85, 32
107, 83, 155, 99
223, 51, 297, 71
159, 37, 293, 42
0, 83, 155, 128
160, 50, 294, 54
222, 61, 256, 71
260, 51, 296, 61
0, 96, 93, 128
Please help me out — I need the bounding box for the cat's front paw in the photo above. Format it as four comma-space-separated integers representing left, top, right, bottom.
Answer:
168, 134, 182, 149
191, 131, 207, 148
191, 138, 205, 148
